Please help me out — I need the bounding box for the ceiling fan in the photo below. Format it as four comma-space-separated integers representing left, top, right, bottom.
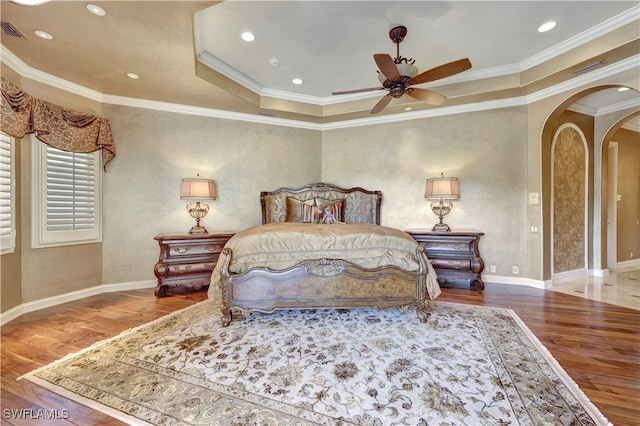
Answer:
332, 25, 472, 114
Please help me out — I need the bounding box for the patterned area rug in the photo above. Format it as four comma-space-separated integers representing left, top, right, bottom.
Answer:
21, 301, 611, 425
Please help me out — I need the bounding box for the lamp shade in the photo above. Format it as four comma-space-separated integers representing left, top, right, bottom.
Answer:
425, 176, 459, 200
180, 178, 216, 200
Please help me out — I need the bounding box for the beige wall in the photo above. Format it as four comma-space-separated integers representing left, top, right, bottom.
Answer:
1, 65, 638, 314
323, 108, 529, 276
101, 105, 322, 284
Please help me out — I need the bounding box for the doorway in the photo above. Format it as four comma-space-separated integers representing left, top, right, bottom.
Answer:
607, 142, 618, 271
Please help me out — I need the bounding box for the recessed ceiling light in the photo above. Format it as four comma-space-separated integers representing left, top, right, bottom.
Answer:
10, 0, 49, 5
404, 107, 413, 111
618, 87, 630, 92
86, 4, 106, 16
34, 30, 53, 40
292, 78, 303, 85
241, 32, 255, 42
126, 72, 140, 80
269, 58, 280, 67
538, 21, 556, 33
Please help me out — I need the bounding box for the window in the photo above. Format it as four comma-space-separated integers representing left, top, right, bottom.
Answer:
32, 137, 102, 247
0, 131, 15, 255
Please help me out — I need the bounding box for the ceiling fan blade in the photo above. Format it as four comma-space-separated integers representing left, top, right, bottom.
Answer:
332, 87, 384, 95
374, 53, 400, 80
408, 88, 447, 105
411, 58, 472, 85
370, 94, 392, 114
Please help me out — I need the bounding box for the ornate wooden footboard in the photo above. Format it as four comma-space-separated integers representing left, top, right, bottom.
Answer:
214, 183, 438, 326
219, 245, 432, 327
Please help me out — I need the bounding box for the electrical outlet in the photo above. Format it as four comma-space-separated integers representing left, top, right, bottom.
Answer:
512, 266, 519, 274
490, 265, 496, 273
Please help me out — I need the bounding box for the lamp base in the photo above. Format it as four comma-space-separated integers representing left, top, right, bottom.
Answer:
431, 222, 451, 232
188, 225, 208, 235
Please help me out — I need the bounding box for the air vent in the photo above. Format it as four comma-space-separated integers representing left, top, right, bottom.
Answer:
1, 21, 25, 38
573, 60, 605, 74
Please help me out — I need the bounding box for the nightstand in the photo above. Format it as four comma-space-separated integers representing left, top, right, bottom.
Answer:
153, 232, 234, 297
406, 230, 485, 292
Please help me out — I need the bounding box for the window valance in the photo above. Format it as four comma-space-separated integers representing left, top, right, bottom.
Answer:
0, 77, 115, 170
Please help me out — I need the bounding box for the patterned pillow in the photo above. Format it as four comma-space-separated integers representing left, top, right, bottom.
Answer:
314, 198, 345, 223
285, 197, 316, 223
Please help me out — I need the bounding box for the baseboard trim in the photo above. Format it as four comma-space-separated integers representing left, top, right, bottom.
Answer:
483, 275, 546, 289
0, 280, 156, 326
617, 259, 640, 270
590, 269, 609, 278
553, 268, 589, 283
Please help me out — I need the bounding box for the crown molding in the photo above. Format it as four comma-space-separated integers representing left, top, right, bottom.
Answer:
101, 93, 325, 131
197, 51, 264, 95
526, 54, 640, 104
0, 45, 104, 103
597, 97, 640, 116
1, 44, 637, 131
622, 120, 640, 132
520, 4, 640, 71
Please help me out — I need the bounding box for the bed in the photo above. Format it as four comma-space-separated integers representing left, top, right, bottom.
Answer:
209, 183, 440, 326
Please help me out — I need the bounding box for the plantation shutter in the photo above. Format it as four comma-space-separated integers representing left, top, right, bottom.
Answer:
45, 146, 96, 232
0, 131, 14, 252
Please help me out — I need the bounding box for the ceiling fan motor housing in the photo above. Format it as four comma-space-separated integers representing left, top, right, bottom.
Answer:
388, 25, 407, 44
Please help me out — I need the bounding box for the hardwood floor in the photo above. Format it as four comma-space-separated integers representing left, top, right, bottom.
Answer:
1, 284, 638, 425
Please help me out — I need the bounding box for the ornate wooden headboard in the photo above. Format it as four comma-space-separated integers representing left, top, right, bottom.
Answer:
260, 183, 382, 225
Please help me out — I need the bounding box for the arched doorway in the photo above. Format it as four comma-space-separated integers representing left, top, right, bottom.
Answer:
601, 110, 640, 272
541, 85, 639, 282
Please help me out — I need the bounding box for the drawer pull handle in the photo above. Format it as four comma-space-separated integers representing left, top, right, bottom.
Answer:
174, 247, 190, 254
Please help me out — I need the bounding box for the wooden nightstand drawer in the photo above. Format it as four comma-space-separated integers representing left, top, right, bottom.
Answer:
166, 242, 227, 258
154, 232, 234, 297
154, 261, 216, 277
430, 258, 472, 271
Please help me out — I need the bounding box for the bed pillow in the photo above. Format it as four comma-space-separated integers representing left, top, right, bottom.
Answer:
314, 198, 345, 223
285, 197, 317, 223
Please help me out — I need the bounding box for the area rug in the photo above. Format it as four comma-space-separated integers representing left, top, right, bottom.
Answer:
20, 301, 611, 425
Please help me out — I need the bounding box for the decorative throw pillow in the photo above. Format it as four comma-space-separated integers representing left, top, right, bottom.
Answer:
285, 197, 316, 222
314, 198, 345, 223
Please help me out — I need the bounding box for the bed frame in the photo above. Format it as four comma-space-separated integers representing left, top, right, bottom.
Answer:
218, 183, 432, 326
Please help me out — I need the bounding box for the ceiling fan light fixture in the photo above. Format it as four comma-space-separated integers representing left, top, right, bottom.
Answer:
378, 62, 418, 83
